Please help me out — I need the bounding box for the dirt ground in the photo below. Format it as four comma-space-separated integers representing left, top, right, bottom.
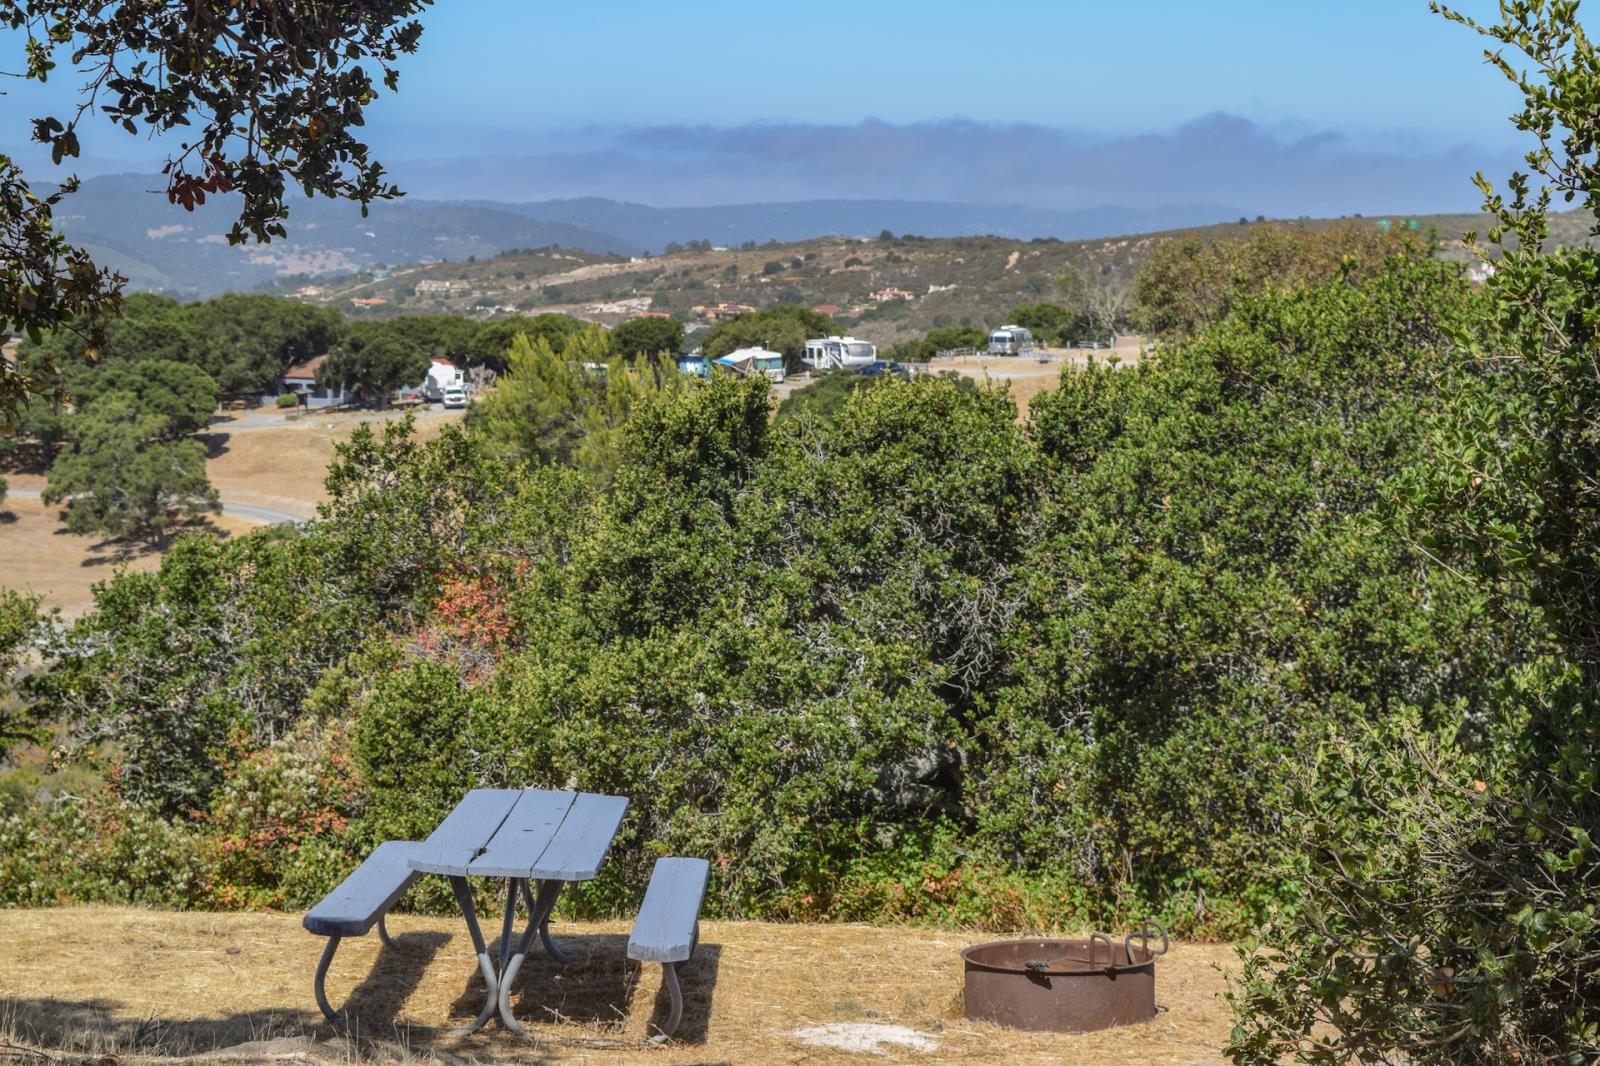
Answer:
203, 408, 460, 515
1, 409, 461, 616
0, 485, 258, 617
0, 908, 1237, 1064
932, 344, 1145, 420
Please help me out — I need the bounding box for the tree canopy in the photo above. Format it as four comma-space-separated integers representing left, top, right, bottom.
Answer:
42, 392, 218, 540
610, 316, 685, 361
317, 321, 431, 406
0, 0, 430, 426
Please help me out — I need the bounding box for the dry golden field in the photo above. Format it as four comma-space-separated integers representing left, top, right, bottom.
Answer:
0, 907, 1237, 1065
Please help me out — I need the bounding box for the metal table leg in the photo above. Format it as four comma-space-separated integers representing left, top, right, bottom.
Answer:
447, 875, 501, 1037
496, 878, 519, 971
534, 879, 573, 965
497, 879, 567, 1034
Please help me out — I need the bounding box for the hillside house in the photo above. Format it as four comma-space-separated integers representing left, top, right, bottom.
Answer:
695, 302, 757, 321
268, 355, 351, 409
870, 287, 915, 303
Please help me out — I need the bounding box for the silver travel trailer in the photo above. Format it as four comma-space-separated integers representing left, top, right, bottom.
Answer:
803, 335, 877, 371
987, 325, 1036, 356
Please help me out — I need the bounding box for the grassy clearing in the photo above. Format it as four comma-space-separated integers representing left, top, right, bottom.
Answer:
0, 486, 258, 619
0, 907, 1236, 1064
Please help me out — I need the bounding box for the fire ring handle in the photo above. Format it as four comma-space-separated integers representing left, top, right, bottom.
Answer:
1125, 921, 1169, 962
1087, 932, 1114, 968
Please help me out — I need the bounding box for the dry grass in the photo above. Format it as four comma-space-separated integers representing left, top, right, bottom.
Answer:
0, 908, 1237, 1064
1, 411, 460, 615
203, 411, 459, 515
0, 482, 257, 618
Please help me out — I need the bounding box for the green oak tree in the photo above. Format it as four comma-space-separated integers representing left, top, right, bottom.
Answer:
317, 323, 431, 407
610, 315, 685, 360
42, 393, 218, 540
79, 359, 219, 439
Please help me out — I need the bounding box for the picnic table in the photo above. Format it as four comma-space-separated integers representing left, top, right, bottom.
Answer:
305, 786, 710, 1038
409, 788, 628, 1034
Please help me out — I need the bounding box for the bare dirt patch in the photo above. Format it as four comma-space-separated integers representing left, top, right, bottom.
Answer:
0, 410, 464, 615
204, 410, 461, 514
933, 345, 1146, 420
0, 907, 1236, 1064
0, 490, 257, 617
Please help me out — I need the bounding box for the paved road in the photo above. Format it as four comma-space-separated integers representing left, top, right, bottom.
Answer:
209, 403, 464, 433
7, 488, 307, 527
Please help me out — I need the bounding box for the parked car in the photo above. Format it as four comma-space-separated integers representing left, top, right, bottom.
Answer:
442, 386, 468, 409
855, 360, 911, 379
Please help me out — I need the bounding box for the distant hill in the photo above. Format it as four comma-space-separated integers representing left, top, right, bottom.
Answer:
57, 174, 1576, 310
467, 197, 1247, 252
52, 174, 639, 298
295, 211, 1523, 349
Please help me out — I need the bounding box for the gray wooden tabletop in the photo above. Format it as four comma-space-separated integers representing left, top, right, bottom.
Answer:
407, 788, 629, 881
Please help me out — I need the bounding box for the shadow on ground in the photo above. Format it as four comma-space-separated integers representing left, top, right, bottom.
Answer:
198, 431, 233, 461
4, 929, 722, 1061
468, 931, 721, 1046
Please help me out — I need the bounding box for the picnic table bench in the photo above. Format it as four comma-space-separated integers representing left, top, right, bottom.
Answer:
303, 787, 708, 1039
628, 857, 710, 1038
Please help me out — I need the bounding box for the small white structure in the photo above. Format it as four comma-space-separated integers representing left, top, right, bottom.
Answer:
420, 359, 465, 402
803, 335, 877, 371
987, 325, 1036, 356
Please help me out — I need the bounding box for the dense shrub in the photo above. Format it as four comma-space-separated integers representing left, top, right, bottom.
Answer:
0, 243, 1550, 962
1226, 5, 1600, 1060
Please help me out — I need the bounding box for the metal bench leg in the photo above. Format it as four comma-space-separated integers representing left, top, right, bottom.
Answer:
313, 936, 342, 1023
447, 875, 500, 1036
648, 925, 696, 1041
377, 914, 399, 950
657, 961, 684, 1039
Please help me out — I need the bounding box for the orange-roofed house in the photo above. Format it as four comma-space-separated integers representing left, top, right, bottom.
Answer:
270, 354, 350, 409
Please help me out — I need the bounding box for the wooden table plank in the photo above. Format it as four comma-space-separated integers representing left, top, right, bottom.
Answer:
408, 789, 522, 875
527, 792, 630, 881
467, 789, 577, 877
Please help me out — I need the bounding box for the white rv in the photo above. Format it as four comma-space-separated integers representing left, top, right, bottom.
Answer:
803, 335, 877, 371
420, 359, 466, 402
987, 325, 1036, 356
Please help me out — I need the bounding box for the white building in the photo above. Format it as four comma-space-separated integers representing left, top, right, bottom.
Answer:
803, 335, 877, 371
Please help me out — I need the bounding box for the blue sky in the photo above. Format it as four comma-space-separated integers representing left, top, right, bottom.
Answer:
0, 1, 1528, 214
